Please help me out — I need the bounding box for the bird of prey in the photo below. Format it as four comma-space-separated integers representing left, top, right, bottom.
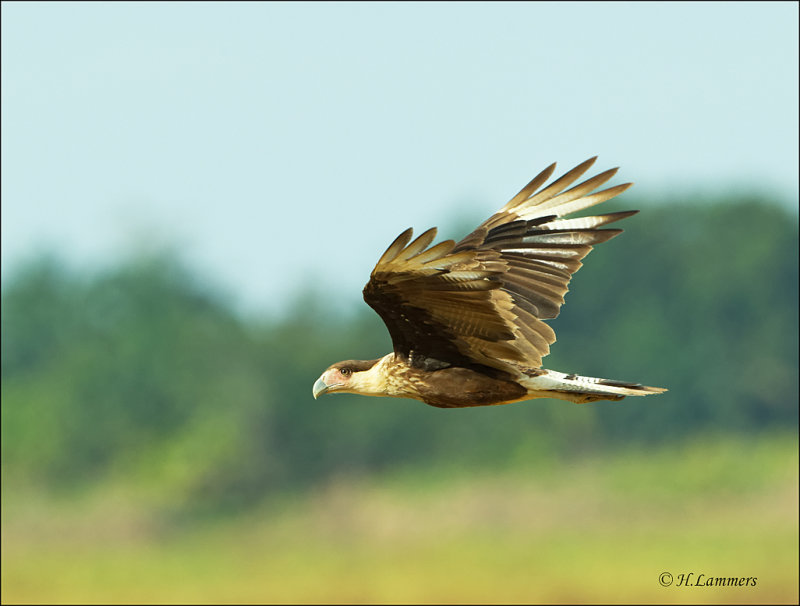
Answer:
313, 157, 666, 408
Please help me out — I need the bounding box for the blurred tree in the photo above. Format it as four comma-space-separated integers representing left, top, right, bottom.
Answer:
1, 196, 797, 514
1, 254, 271, 501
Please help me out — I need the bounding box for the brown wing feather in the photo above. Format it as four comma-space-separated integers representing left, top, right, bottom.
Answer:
363, 158, 637, 376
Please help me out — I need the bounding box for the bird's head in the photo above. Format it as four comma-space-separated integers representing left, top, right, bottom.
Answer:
312, 358, 385, 399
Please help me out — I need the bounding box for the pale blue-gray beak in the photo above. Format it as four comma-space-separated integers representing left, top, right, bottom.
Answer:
312, 376, 329, 399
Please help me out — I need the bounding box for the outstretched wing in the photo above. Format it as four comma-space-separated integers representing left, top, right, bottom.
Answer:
362, 157, 636, 376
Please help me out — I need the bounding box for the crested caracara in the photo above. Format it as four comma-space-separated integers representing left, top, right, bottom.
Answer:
313, 157, 666, 408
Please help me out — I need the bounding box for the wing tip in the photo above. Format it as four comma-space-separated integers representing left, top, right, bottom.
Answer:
374, 227, 415, 267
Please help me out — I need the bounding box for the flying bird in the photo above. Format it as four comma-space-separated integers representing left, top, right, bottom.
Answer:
313, 157, 666, 407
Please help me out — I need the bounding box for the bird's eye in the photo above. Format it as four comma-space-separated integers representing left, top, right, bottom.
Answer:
340, 368, 352, 376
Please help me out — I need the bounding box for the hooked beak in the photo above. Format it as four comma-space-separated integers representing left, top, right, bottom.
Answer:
312, 376, 330, 399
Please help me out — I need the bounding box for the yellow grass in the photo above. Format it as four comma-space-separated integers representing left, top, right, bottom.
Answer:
2, 433, 798, 604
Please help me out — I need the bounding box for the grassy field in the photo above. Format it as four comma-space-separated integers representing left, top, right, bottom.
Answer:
2, 432, 797, 604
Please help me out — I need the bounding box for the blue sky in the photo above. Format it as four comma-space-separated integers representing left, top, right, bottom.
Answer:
2, 2, 798, 315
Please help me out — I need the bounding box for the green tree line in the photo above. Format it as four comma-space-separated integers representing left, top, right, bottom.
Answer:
1, 196, 797, 513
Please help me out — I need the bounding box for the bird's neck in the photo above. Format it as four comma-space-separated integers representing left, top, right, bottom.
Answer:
347, 353, 395, 396
349, 353, 425, 400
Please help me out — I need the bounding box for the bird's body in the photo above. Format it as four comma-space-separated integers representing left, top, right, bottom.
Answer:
313, 158, 666, 407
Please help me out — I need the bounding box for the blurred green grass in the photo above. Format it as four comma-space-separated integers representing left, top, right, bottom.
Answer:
3, 432, 797, 604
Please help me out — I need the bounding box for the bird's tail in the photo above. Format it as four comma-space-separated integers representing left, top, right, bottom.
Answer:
519, 368, 667, 404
